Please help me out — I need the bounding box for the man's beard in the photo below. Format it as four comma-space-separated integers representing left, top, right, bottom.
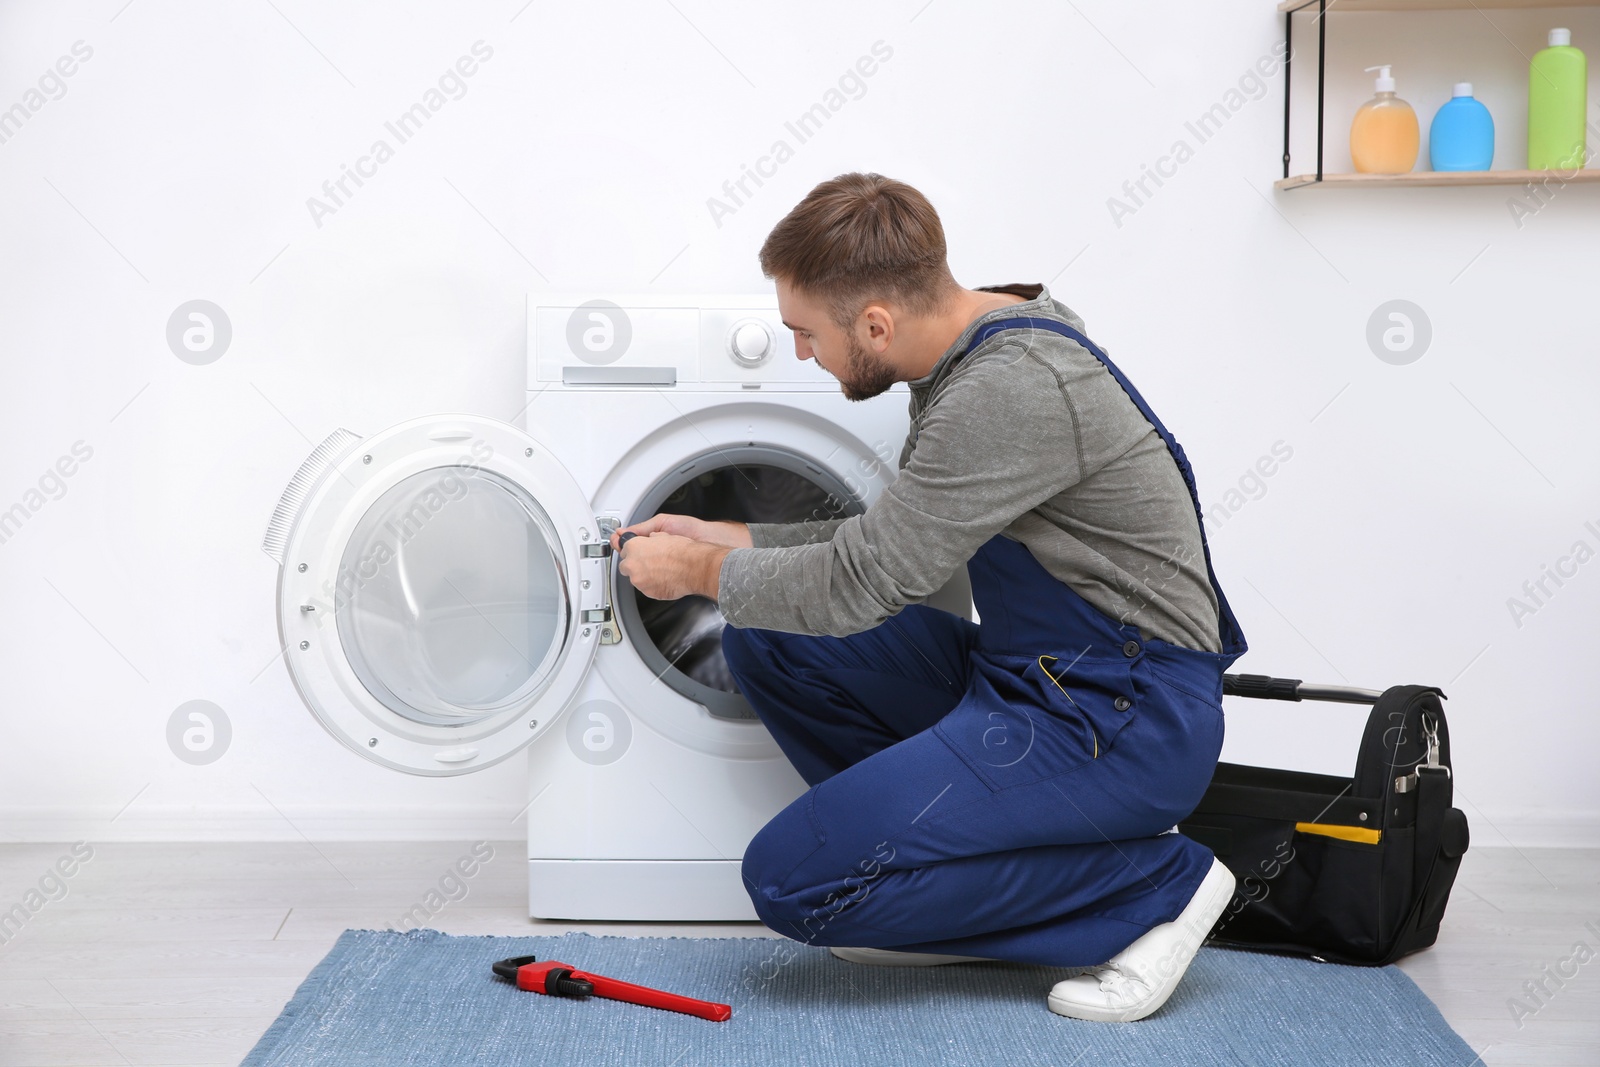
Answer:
839, 333, 899, 402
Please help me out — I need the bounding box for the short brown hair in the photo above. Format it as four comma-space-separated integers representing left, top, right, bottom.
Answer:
759, 173, 957, 327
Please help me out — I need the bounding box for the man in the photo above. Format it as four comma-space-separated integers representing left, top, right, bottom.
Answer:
613, 172, 1248, 1022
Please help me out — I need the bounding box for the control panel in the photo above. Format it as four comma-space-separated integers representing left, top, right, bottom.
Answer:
530, 295, 840, 389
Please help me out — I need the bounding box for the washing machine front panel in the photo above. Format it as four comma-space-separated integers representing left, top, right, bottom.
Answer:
267, 414, 611, 776
517, 294, 952, 920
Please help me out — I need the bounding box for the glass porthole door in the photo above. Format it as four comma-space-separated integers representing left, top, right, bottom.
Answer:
263, 415, 609, 776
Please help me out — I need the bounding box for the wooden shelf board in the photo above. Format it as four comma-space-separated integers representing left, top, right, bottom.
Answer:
1276, 168, 1600, 188
1279, 0, 1598, 12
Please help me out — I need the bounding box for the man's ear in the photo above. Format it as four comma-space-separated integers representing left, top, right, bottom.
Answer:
859, 304, 895, 353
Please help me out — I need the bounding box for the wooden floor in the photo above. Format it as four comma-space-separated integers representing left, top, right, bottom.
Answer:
0, 843, 1593, 1066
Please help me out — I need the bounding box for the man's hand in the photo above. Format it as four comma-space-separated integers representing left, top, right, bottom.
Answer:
616, 532, 732, 601
610, 513, 752, 551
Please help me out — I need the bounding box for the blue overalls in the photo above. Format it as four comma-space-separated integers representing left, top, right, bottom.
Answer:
724, 318, 1249, 968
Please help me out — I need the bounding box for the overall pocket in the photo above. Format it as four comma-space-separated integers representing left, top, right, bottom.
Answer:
1033, 650, 1139, 759
934, 651, 1137, 790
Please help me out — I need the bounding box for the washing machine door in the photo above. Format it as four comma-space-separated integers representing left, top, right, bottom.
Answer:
262, 414, 609, 776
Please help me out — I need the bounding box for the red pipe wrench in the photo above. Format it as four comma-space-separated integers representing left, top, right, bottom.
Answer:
493, 955, 732, 1022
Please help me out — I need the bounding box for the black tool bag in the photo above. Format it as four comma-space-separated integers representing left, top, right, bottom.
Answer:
1177, 675, 1470, 966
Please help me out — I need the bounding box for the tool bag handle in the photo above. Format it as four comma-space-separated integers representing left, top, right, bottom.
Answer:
1222, 673, 1384, 705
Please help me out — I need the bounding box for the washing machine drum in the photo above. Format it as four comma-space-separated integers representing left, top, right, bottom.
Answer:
618, 448, 862, 720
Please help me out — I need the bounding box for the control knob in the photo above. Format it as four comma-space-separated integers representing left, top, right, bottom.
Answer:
728, 320, 774, 367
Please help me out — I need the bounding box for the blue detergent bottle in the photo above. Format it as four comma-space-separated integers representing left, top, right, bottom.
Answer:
1429, 83, 1495, 171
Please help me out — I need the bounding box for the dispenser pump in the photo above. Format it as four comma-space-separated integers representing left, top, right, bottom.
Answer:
1351, 63, 1419, 173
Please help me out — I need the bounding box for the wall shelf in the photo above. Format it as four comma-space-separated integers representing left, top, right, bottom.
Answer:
1277, 0, 1599, 188
1277, 168, 1600, 189
1278, 0, 1595, 11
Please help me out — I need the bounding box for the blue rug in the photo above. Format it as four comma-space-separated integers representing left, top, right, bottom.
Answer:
243, 930, 1477, 1066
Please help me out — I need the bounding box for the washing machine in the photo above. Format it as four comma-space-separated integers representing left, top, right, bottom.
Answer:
261, 294, 970, 921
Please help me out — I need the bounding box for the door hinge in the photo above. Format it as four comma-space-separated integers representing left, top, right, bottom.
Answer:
580, 517, 623, 645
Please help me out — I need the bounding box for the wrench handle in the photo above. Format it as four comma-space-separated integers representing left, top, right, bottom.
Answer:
574, 970, 732, 1022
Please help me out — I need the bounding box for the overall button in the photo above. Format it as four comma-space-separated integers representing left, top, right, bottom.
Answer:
1113, 696, 1132, 712
1122, 640, 1140, 657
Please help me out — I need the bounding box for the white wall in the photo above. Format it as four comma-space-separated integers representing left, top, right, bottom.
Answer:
1, 0, 1595, 846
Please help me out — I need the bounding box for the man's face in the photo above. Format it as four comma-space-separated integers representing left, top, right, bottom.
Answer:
776, 280, 899, 402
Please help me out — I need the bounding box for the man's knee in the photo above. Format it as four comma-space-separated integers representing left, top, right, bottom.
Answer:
741, 797, 824, 933
742, 800, 892, 945
742, 855, 850, 946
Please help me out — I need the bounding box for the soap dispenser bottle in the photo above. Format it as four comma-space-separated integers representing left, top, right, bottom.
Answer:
1429, 83, 1495, 171
1351, 64, 1419, 174
1528, 28, 1587, 170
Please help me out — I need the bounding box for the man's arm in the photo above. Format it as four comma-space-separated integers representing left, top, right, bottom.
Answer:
717, 349, 1082, 636
735, 425, 913, 550
747, 518, 849, 548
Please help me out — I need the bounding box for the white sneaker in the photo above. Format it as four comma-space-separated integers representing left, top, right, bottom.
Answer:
1046, 856, 1236, 1022
829, 946, 995, 966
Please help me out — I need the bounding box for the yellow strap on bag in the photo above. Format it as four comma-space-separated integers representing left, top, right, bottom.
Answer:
1295, 821, 1381, 845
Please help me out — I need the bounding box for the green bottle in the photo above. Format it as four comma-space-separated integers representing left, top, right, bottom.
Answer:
1528, 28, 1587, 170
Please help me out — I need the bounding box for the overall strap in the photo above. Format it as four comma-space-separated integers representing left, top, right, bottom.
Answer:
963, 317, 1247, 659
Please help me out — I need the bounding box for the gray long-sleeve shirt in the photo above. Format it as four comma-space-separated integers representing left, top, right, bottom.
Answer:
716, 284, 1222, 654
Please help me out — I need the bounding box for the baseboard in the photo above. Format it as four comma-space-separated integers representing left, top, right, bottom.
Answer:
2, 805, 1597, 847
0, 804, 533, 843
